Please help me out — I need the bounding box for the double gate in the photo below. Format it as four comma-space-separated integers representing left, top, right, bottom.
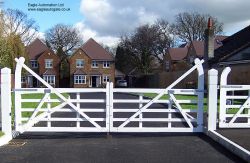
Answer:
14, 57, 204, 133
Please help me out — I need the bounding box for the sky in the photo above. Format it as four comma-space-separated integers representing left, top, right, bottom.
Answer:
2, 0, 250, 47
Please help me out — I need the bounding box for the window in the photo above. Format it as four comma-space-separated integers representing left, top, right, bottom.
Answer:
103, 75, 110, 83
103, 61, 110, 68
92, 61, 98, 68
43, 75, 55, 85
76, 59, 84, 68
74, 75, 86, 84
45, 59, 53, 68
21, 76, 26, 83
165, 61, 170, 71
30, 60, 38, 68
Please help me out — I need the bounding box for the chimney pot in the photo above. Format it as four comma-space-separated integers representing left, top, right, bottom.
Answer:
208, 17, 213, 28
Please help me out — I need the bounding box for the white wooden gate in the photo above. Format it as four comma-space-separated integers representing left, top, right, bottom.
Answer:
219, 67, 250, 128
14, 57, 204, 133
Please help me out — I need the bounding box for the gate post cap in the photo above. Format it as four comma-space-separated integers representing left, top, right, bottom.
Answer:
208, 69, 218, 75
1, 67, 11, 73
15, 57, 25, 63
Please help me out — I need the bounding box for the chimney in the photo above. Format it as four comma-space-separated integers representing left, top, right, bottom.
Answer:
204, 17, 215, 63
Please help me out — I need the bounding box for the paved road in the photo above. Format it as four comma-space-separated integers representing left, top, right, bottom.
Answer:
0, 133, 245, 163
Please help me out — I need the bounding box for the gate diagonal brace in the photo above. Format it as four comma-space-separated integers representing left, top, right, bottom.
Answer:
118, 59, 204, 129
229, 96, 250, 124
21, 101, 68, 132
169, 94, 193, 128
27, 93, 50, 122
15, 57, 102, 129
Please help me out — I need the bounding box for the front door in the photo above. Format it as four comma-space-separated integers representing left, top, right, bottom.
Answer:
92, 76, 97, 87
33, 76, 38, 87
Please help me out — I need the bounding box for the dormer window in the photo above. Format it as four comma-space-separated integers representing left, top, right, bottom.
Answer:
30, 60, 38, 68
103, 61, 110, 68
92, 61, 98, 68
76, 59, 84, 68
45, 59, 53, 68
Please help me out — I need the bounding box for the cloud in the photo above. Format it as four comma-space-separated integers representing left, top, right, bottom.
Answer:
78, 0, 250, 45
74, 21, 119, 47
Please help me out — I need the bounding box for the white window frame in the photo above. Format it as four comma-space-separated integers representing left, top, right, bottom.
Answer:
103, 75, 110, 83
21, 76, 26, 83
30, 60, 38, 68
74, 75, 86, 84
43, 75, 55, 85
76, 59, 84, 68
92, 61, 98, 68
103, 61, 110, 68
45, 59, 53, 68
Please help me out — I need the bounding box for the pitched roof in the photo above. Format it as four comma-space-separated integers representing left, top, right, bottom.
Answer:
212, 25, 250, 62
80, 38, 114, 61
167, 48, 188, 61
26, 38, 49, 60
192, 35, 228, 57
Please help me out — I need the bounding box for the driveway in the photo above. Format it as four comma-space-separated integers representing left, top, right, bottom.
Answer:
0, 133, 245, 163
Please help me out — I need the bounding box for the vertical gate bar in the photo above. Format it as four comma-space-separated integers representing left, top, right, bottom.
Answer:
1, 68, 12, 137
109, 82, 114, 132
207, 69, 218, 131
219, 67, 231, 127
139, 94, 143, 128
14, 58, 25, 132
105, 82, 110, 132
76, 93, 80, 128
196, 59, 204, 132
47, 95, 51, 128
168, 98, 172, 128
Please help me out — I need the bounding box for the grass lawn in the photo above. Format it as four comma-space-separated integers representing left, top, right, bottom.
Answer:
143, 93, 241, 114
0, 131, 4, 137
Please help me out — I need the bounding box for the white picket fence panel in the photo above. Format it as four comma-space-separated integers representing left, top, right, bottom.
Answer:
14, 57, 205, 133
219, 67, 250, 128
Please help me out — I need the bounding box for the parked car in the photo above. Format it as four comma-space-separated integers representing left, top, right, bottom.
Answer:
116, 80, 127, 87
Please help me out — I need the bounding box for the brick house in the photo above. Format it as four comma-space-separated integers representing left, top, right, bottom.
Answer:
165, 35, 227, 71
68, 38, 115, 88
25, 38, 60, 87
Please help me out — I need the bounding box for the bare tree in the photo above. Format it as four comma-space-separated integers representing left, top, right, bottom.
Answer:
151, 19, 174, 65
118, 21, 173, 74
45, 24, 82, 59
2, 9, 39, 45
172, 12, 223, 43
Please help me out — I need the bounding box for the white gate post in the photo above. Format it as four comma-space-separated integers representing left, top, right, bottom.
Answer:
196, 59, 204, 131
1, 68, 12, 137
207, 69, 218, 131
14, 57, 24, 131
219, 67, 231, 127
